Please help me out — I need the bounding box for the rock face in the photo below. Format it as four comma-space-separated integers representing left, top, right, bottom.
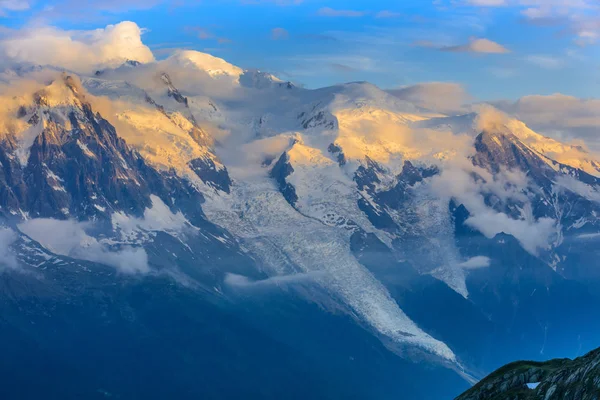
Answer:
0, 75, 199, 221
456, 347, 600, 400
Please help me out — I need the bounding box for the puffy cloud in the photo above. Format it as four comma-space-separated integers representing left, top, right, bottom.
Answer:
403, 118, 557, 286
18, 219, 150, 274
387, 82, 471, 114
430, 159, 557, 255
473, 104, 512, 132
441, 38, 510, 54
271, 27, 289, 40
492, 94, 600, 150
0, 21, 155, 73
316, 7, 367, 17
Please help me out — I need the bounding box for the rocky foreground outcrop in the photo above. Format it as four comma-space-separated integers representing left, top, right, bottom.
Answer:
457, 347, 600, 400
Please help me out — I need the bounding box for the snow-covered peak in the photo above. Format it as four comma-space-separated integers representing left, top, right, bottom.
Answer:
35, 74, 86, 108
326, 82, 421, 115
239, 69, 289, 90
167, 50, 244, 80
504, 118, 600, 176
415, 109, 600, 177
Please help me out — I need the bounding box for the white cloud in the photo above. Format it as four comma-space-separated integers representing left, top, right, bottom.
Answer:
18, 219, 150, 274
224, 271, 324, 288
0, 21, 155, 73
431, 160, 557, 255
316, 7, 367, 17
442, 38, 510, 53
555, 175, 600, 203
388, 82, 471, 113
459, 256, 491, 269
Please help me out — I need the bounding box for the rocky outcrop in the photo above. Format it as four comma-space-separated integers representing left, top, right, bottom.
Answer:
457, 348, 600, 400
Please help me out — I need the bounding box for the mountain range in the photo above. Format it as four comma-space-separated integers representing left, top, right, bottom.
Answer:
1, 50, 599, 399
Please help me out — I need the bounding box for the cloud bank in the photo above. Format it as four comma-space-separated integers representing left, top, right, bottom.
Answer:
0, 21, 155, 73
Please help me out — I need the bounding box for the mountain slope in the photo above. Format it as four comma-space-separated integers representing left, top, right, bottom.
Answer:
2, 53, 600, 399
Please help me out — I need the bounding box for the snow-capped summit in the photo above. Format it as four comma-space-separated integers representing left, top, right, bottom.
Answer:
239, 68, 291, 90
167, 50, 244, 80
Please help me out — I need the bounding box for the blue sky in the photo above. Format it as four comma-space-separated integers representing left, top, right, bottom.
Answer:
1, 0, 599, 101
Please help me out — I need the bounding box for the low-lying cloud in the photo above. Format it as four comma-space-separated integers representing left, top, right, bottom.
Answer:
459, 256, 491, 269
224, 271, 325, 288
431, 161, 557, 255
0, 227, 18, 271
18, 219, 150, 274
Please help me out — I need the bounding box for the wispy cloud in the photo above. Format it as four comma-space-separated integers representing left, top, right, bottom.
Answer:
271, 27, 289, 40
225, 271, 324, 288
19, 219, 150, 274
241, 0, 303, 5
187, 26, 214, 40
459, 256, 491, 269
316, 7, 367, 17
299, 33, 338, 42
446, 0, 600, 46
388, 82, 471, 113
525, 54, 564, 69
441, 38, 510, 53
285, 54, 381, 77
329, 63, 358, 73
0, 0, 29, 16
186, 26, 232, 45
0, 227, 18, 272
463, 0, 507, 6
375, 10, 403, 18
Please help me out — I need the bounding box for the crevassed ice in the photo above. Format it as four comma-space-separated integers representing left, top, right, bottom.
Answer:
203, 177, 457, 362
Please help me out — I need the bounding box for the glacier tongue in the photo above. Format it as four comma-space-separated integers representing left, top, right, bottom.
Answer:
203, 172, 457, 362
